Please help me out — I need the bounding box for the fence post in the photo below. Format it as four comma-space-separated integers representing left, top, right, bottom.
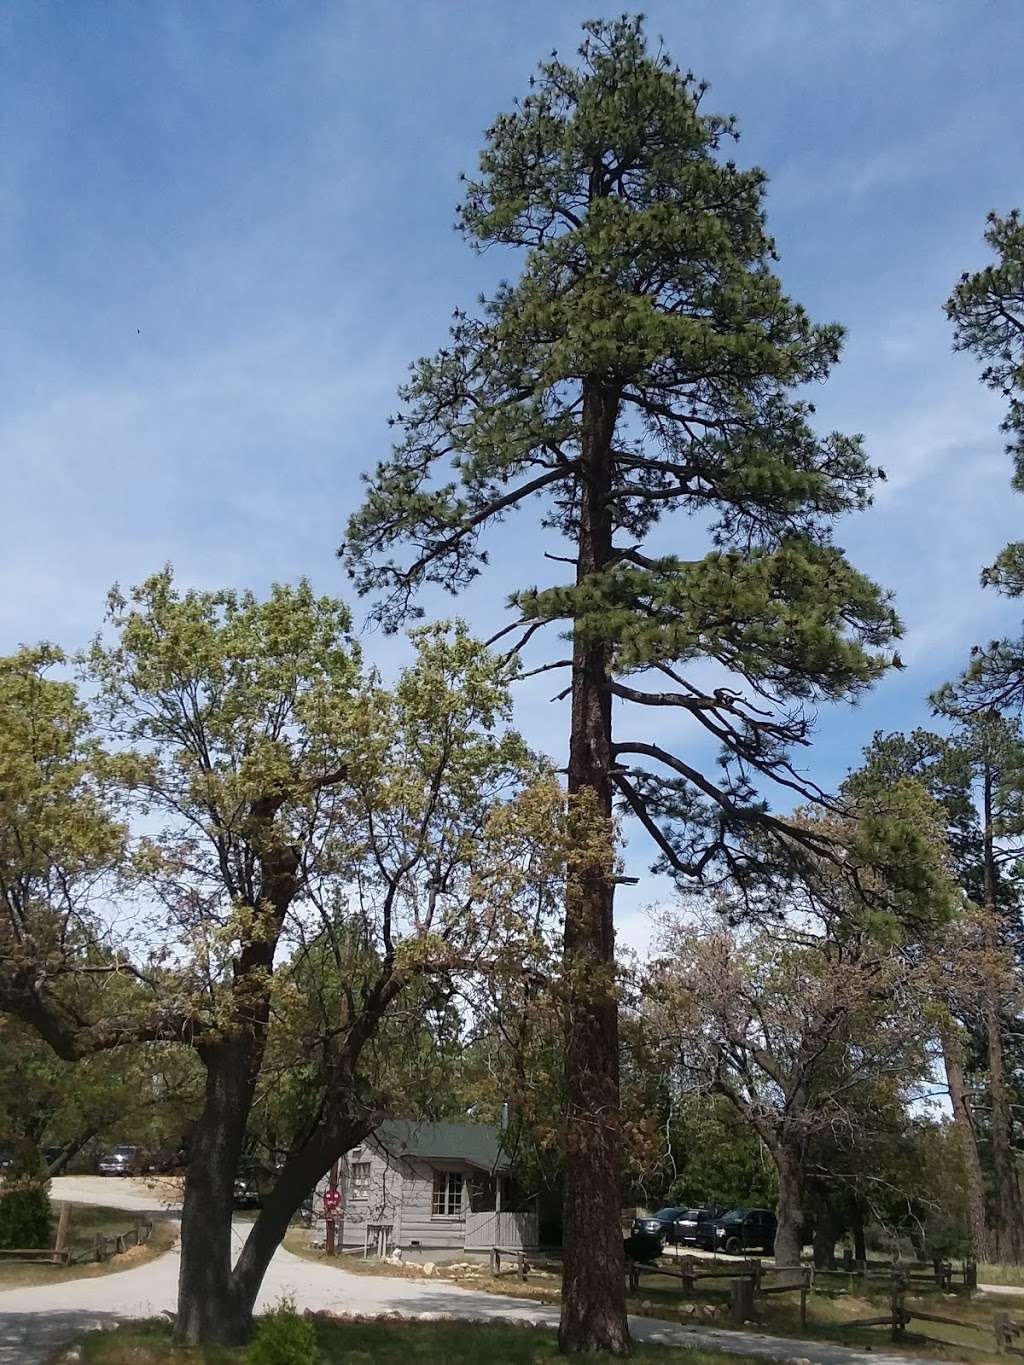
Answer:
54, 1202, 71, 1262
680, 1255, 695, 1295
627, 1259, 640, 1291
490, 1246, 499, 1276
800, 1267, 810, 1328
890, 1273, 906, 1342
730, 1275, 755, 1324
966, 1260, 978, 1291
994, 1311, 1008, 1355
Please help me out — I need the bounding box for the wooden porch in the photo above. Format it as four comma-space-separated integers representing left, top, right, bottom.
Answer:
464, 1209, 539, 1250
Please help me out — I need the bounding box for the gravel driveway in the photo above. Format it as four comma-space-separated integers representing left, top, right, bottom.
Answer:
0, 1180, 946, 1365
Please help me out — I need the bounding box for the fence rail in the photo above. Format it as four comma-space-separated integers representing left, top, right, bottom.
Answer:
624, 1254, 810, 1326
0, 1216, 153, 1267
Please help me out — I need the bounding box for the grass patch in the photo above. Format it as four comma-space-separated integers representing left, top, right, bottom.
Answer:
978, 1262, 1024, 1288
281, 1230, 1011, 1360
65, 1317, 750, 1364
0, 1203, 177, 1290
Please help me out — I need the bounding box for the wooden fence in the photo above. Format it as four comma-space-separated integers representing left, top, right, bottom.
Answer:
0, 1213, 153, 1267
632, 1254, 1023, 1354
843, 1268, 1015, 1350
88, 1218, 153, 1263
624, 1254, 810, 1326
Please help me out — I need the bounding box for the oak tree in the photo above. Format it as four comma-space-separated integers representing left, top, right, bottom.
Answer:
0, 575, 540, 1345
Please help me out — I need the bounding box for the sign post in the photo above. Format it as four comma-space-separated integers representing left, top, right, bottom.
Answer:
324, 1164, 341, 1256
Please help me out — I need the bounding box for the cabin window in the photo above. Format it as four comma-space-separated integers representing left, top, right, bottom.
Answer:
432, 1170, 463, 1216
349, 1161, 371, 1200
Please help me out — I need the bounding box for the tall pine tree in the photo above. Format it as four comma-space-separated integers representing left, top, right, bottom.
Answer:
343, 18, 900, 1352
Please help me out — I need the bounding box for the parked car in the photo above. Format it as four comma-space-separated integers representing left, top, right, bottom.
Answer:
233, 1161, 262, 1209
97, 1144, 142, 1176
671, 1205, 724, 1245
630, 1207, 688, 1245
697, 1207, 777, 1254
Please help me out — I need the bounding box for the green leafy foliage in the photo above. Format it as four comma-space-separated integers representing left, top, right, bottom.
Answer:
247, 1301, 318, 1365
0, 1147, 52, 1250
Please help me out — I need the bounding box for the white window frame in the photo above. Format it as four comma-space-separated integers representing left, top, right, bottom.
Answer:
349, 1160, 371, 1201
432, 1169, 464, 1217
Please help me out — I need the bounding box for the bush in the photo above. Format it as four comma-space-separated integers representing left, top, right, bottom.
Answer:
0, 1146, 52, 1250
248, 1301, 318, 1365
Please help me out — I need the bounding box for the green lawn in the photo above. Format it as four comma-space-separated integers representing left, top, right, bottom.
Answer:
0, 1203, 177, 1290
66, 1317, 750, 1365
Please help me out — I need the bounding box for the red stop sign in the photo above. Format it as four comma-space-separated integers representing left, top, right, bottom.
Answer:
324, 1189, 341, 1212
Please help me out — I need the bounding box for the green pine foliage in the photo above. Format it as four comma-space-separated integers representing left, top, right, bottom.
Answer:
344, 16, 901, 896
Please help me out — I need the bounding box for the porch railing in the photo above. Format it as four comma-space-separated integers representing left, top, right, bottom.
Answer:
464, 1209, 539, 1250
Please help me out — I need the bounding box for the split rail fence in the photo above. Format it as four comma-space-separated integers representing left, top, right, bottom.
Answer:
622, 1251, 1024, 1350
0, 1203, 153, 1267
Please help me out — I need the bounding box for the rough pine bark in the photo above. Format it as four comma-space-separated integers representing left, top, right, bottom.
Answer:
981, 770, 1024, 1264
942, 1033, 990, 1262
984, 989, 1024, 1262
559, 381, 630, 1356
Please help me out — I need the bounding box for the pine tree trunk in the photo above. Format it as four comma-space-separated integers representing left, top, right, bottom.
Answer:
981, 768, 1024, 1264
773, 1148, 804, 1268
174, 1041, 259, 1347
942, 1031, 990, 1262
985, 990, 1023, 1262
558, 380, 629, 1356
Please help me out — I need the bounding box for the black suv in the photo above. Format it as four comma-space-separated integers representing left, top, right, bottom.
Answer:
630, 1207, 688, 1245
697, 1207, 777, 1254
671, 1205, 724, 1245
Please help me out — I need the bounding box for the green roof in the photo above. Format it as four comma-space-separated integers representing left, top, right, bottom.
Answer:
375, 1119, 512, 1173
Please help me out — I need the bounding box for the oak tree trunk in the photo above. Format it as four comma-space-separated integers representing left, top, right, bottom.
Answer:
811, 1191, 841, 1270
175, 1041, 259, 1346
773, 1148, 805, 1268
559, 381, 629, 1356
852, 1204, 867, 1264
231, 1112, 375, 1323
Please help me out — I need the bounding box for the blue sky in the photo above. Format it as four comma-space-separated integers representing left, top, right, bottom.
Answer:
2, 2, 1023, 951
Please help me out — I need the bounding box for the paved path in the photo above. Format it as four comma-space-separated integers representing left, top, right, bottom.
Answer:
0, 1181, 954, 1365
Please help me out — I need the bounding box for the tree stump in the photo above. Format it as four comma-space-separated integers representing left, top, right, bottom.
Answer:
730, 1276, 755, 1324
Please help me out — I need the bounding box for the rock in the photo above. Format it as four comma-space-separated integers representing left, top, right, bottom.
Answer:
640, 1299, 655, 1309
421, 1261, 436, 1276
